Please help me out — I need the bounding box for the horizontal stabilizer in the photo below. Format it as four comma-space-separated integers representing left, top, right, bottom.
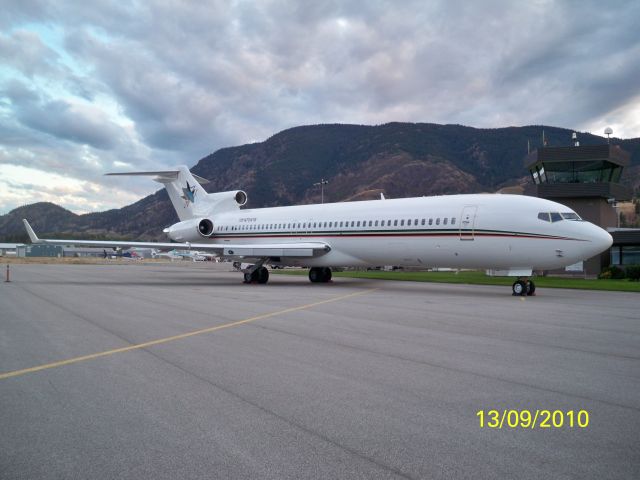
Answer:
106, 170, 210, 184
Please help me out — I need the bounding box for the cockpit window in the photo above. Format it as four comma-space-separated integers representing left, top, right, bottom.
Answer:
539, 211, 571, 222
550, 212, 563, 222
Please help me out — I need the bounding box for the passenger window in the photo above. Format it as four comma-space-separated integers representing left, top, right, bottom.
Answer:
328, 222, 332, 227
374, 220, 379, 226
369, 221, 372, 227
451, 218, 456, 225
550, 212, 563, 222
394, 220, 398, 226
429, 219, 433, 225
414, 219, 418, 225
400, 219, 405, 226
407, 219, 412, 226
443, 218, 448, 225
538, 212, 551, 222
421, 219, 425, 225
436, 218, 440, 225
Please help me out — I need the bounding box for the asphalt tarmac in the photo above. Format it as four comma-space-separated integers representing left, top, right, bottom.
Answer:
1, 262, 638, 479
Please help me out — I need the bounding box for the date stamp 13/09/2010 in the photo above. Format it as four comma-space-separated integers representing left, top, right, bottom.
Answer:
477, 410, 589, 429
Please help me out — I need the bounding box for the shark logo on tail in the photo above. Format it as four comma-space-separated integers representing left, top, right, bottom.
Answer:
181, 181, 197, 206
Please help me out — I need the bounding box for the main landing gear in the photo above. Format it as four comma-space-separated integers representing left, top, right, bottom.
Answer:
242, 264, 332, 285
512, 278, 536, 296
309, 267, 332, 283
243, 266, 269, 284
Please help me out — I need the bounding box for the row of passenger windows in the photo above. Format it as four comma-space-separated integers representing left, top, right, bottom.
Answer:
537, 211, 582, 223
217, 217, 457, 232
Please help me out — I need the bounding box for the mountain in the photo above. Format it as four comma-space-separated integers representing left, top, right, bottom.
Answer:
2, 123, 639, 242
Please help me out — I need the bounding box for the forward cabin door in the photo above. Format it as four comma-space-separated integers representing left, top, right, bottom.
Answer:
459, 205, 478, 240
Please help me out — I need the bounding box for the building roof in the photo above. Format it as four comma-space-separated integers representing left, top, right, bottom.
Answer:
0, 243, 24, 249
524, 144, 630, 168
608, 228, 640, 246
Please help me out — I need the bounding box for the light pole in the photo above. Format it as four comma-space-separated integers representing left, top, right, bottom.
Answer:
313, 179, 329, 203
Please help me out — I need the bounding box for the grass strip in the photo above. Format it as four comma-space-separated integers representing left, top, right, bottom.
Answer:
273, 269, 640, 292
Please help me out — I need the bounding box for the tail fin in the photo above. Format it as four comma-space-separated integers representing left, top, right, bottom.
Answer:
107, 166, 211, 221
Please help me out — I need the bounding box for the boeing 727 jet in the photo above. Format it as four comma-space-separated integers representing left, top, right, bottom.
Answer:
23, 166, 612, 295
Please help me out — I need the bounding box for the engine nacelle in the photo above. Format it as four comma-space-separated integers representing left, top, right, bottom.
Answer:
208, 190, 248, 211
163, 217, 215, 242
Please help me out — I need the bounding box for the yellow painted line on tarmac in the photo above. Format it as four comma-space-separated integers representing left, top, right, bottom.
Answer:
0, 287, 379, 381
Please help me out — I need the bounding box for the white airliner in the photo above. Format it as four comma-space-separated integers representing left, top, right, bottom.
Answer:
23, 166, 612, 295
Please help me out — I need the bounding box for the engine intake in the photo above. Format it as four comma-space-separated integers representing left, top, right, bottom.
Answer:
235, 191, 247, 206
198, 218, 214, 237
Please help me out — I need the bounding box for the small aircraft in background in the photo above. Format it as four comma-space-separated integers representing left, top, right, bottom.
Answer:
23, 165, 612, 295
152, 249, 218, 262
103, 249, 143, 260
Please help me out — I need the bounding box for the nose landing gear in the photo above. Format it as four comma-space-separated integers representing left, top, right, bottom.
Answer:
512, 278, 536, 296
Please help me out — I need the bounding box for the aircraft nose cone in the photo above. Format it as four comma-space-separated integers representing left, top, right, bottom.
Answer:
590, 225, 613, 255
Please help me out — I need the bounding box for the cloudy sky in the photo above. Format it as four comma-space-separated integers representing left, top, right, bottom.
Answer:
1, 0, 639, 214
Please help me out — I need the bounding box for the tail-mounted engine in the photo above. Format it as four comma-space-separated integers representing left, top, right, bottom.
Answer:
164, 217, 216, 242
207, 190, 247, 212
163, 190, 248, 242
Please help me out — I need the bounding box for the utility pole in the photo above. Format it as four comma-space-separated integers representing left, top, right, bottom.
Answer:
313, 179, 329, 204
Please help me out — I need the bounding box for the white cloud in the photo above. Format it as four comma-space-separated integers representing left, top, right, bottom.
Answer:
0, 0, 639, 214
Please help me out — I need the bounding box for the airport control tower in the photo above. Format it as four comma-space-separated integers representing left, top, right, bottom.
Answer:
524, 141, 632, 275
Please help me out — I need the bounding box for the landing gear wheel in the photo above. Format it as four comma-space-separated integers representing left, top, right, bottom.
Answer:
309, 267, 332, 283
512, 280, 527, 296
257, 266, 269, 284
321, 267, 332, 282
244, 266, 269, 284
309, 267, 321, 283
526, 280, 536, 296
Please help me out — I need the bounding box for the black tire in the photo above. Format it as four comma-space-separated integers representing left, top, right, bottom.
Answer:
526, 280, 536, 296
309, 267, 321, 283
243, 272, 253, 283
257, 267, 269, 284
322, 267, 332, 282
512, 280, 527, 296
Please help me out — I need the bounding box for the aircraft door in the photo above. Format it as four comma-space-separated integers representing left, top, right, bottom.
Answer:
459, 205, 478, 240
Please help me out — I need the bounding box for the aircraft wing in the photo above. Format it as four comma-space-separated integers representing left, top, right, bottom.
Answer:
23, 219, 330, 258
